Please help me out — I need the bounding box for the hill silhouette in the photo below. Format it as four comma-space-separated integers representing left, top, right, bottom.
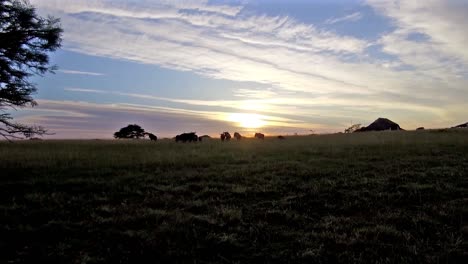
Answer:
356, 118, 403, 132
453, 122, 468, 128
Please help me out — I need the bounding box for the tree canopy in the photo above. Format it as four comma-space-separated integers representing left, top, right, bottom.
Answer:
114, 124, 146, 139
344, 124, 361, 133
0, 0, 62, 140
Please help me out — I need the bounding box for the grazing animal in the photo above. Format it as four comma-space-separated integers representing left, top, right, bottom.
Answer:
254, 133, 265, 139
146, 133, 157, 141
175, 132, 198, 142
221, 132, 231, 141
277, 135, 285, 140
199, 135, 211, 140
233, 132, 242, 140
224, 132, 231, 141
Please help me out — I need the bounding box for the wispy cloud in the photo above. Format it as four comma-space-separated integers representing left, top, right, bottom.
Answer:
65, 88, 107, 93
367, 0, 468, 76
325, 12, 363, 25
63, 88, 108, 94
57, 69, 105, 76
16, 99, 315, 138
26, 0, 468, 135
233, 88, 278, 99
64, 87, 447, 130
31, 0, 372, 95
32, 0, 468, 100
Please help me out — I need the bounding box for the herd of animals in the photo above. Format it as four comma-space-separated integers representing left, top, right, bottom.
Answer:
124, 117, 468, 142
146, 132, 286, 142
219, 132, 270, 141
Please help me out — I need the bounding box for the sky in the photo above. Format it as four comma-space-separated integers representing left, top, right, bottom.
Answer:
14, 0, 468, 138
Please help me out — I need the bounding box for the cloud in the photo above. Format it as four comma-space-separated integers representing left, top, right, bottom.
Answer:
57, 69, 105, 76
233, 88, 278, 99
15, 99, 228, 138
25, 0, 468, 134
64, 88, 105, 93
62, 87, 448, 131
367, 0, 468, 75
325, 12, 363, 25
32, 0, 468, 100
31, 0, 371, 95
16, 99, 315, 138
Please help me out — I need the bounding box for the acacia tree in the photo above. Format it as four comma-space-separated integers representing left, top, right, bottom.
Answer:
114, 124, 146, 139
344, 124, 361, 133
0, 0, 62, 140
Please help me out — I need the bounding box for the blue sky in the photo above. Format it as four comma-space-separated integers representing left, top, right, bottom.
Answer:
16, 0, 468, 138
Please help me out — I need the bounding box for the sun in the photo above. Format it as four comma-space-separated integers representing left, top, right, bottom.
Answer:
228, 113, 266, 129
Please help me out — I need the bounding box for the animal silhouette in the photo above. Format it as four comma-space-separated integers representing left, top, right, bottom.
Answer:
234, 132, 242, 140
254, 133, 265, 139
145, 133, 157, 141
221, 132, 231, 141
175, 132, 198, 142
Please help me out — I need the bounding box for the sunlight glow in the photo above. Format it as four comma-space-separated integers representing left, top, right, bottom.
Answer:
228, 113, 266, 129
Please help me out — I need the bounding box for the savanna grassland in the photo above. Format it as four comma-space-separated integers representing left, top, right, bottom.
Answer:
1, 130, 467, 263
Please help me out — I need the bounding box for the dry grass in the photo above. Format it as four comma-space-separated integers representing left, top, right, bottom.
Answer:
1, 129, 468, 263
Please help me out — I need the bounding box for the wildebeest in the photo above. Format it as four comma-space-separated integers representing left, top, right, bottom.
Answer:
277, 135, 285, 140
220, 132, 231, 141
198, 135, 211, 141
233, 132, 242, 140
146, 133, 157, 141
175, 132, 198, 142
254, 133, 265, 139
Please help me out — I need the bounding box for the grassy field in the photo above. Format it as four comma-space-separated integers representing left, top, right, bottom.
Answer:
1, 130, 467, 263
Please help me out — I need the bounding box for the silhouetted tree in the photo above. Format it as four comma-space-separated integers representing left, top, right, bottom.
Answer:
345, 124, 361, 133
0, 0, 63, 140
114, 124, 146, 139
